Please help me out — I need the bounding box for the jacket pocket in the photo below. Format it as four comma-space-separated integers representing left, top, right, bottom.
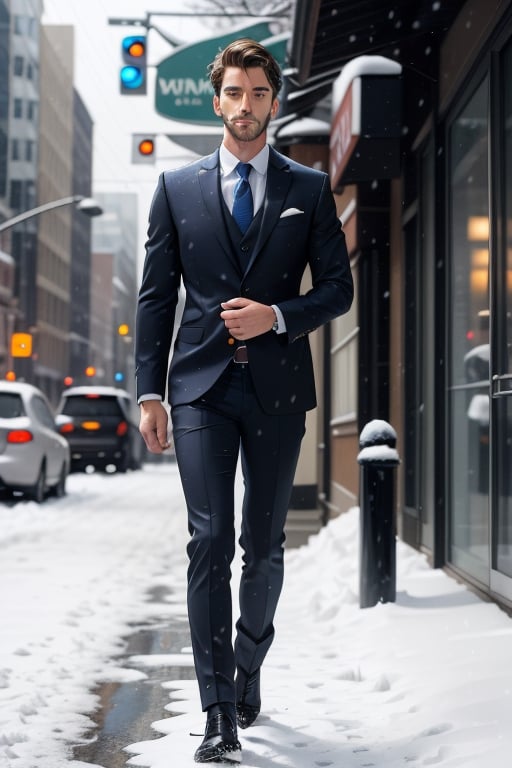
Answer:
177, 326, 204, 344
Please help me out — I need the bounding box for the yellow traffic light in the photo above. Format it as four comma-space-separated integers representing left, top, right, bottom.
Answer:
85, 366, 96, 377
118, 323, 130, 336
11, 332, 32, 358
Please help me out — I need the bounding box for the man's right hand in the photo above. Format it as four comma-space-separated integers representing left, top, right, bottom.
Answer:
139, 400, 171, 453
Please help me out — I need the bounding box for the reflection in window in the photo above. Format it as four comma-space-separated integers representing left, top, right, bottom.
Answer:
495, 41, 512, 578
448, 77, 490, 584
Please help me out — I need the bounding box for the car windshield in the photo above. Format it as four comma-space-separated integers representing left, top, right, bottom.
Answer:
0, 393, 26, 418
61, 395, 124, 418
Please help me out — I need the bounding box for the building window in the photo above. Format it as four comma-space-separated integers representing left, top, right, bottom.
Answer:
494, 39, 512, 580
27, 100, 37, 121
10, 179, 22, 209
13, 55, 23, 76
447, 76, 490, 584
13, 98, 22, 118
11, 138, 19, 160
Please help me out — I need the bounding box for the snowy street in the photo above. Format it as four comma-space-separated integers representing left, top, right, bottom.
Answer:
1, 463, 512, 768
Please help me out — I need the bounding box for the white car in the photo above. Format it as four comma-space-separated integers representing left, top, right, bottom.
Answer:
0, 381, 71, 503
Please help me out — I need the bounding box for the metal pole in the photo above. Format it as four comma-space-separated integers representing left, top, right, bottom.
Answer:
357, 419, 400, 609
0, 196, 82, 232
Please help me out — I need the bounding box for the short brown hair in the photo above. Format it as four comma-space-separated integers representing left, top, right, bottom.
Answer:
208, 38, 282, 99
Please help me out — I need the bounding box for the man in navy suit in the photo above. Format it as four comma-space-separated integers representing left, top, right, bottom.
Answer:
135, 38, 353, 763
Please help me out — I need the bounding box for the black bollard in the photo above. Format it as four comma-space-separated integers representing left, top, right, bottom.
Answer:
357, 419, 400, 609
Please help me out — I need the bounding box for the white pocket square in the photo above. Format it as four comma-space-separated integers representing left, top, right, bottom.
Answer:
280, 207, 304, 218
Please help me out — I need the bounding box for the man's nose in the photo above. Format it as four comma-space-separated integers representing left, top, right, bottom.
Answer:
240, 93, 251, 113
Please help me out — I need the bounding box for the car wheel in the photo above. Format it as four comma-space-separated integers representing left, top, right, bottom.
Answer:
52, 464, 67, 498
31, 465, 46, 504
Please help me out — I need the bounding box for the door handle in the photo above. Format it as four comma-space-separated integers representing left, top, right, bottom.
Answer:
491, 374, 512, 398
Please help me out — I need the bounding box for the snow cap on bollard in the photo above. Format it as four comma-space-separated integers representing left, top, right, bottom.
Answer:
357, 419, 400, 466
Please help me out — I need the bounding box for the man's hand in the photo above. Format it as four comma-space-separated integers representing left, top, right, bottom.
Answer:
220, 297, 275, 340
139, 400, 171, 453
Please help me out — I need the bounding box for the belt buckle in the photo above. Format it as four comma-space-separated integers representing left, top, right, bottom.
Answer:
233, 345, 248, 364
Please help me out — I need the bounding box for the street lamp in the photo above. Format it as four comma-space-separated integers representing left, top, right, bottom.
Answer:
0, 194, 103, 232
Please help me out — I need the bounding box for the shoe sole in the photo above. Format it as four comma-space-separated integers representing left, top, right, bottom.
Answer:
194, 744, 242, 764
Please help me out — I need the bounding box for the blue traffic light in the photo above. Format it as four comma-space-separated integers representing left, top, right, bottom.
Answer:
121, 66, 144, 90
120, 36, 147, 95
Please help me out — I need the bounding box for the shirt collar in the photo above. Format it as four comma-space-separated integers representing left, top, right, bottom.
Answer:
219, 144, 269, 176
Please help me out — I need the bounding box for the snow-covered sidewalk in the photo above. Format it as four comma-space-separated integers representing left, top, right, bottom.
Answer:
1, 463, 511, 768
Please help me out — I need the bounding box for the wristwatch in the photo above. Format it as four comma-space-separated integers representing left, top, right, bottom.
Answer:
272, 317, 279, 332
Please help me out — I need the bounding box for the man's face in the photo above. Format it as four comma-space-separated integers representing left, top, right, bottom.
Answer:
213, 66, 279, 143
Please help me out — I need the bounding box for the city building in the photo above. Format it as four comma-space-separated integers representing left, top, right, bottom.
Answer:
68, 89, 94, 387
279, 0, 512, 607
0, 0, 41, 382
91, 192, 139, 397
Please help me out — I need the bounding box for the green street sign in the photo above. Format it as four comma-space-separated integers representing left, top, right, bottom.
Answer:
155, 23, 288, 125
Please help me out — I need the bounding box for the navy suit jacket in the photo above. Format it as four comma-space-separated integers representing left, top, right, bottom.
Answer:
135, 146, 353, 415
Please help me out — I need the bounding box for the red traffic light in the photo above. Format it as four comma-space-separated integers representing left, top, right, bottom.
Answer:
138, 138, 154, 156
124, 39, 145, 58
122, 36, 146, 59
131, 134, 156, 164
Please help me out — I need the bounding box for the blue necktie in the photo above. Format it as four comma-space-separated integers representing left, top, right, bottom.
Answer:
232, 162, 253, 234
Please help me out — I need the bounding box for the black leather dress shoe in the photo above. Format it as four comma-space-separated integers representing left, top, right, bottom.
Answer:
194, 711, 242, 764
236, 667, 261, 729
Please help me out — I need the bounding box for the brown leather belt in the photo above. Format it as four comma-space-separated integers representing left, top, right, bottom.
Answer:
233, 345, 248, 364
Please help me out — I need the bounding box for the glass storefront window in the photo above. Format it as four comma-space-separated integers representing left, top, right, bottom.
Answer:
448, 77, 490, 584
494, 41, 512, 578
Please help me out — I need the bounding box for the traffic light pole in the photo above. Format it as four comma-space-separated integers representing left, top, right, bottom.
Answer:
108, 6, 291, 47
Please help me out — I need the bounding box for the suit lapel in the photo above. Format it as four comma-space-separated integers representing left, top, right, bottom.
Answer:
245, 148, 291, 274
198, 151, 240, 271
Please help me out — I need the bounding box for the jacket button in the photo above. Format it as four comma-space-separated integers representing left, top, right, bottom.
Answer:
241, 245, 249, 252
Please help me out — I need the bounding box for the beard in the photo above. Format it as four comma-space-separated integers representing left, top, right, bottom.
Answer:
220, 109, 273, 143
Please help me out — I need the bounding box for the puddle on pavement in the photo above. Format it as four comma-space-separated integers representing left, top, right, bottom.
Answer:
73, 587, 195, 768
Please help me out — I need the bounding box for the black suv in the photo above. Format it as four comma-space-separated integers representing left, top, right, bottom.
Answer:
57, 386, 146, 473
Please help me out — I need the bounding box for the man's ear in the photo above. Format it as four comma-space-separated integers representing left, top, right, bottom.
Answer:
213, 95, 222, 117
271, 98, 279, 118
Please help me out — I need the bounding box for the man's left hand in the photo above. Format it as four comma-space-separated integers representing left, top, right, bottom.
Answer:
220, 297, 275, 340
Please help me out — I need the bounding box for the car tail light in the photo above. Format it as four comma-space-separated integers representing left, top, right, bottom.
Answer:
81, 420, 101, 431
116, 421, 128, 436
7, 429, 33, 444
59, 422, 74, 434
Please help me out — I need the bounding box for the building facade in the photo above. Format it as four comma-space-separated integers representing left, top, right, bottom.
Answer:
91, 192, 139, 398
1, 0, 41, 383
281, 0, 512, 608
68, 89, 94, 386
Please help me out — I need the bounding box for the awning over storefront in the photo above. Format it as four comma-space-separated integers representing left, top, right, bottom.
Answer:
283, 0, 466, 117
329, 56, 402, 189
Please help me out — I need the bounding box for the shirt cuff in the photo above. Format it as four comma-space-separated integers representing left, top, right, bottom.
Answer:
138, 394, 162, 405
271, 304, 287, 334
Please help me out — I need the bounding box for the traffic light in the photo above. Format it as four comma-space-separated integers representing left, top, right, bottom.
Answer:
120, 35, 147, 95
11, 332, 32, 358
131, 133, 156, 164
